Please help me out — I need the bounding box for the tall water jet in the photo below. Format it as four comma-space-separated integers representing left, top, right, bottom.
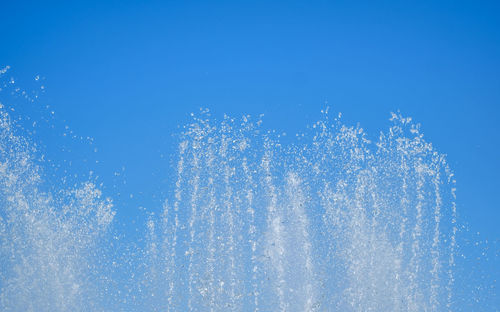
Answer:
0, 103, 115, 311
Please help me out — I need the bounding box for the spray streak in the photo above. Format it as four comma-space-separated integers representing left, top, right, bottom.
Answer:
205, 147, 217, 312
262, 142, 286, 312
242, 157, 259, 311
169, 140, 187, 310
447, 184, 457, 311
187, 144, 200, 311
285, 172, 316, 310
430, 158, 442, 311
408, 160, 425, 311
219, 124, 238, 309
395, 152, 409, 310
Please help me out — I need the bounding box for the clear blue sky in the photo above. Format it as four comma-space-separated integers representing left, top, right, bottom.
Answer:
1, 0, 499, 270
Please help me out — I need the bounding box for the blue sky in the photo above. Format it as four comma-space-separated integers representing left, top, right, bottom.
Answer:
1, 0, 499, 266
